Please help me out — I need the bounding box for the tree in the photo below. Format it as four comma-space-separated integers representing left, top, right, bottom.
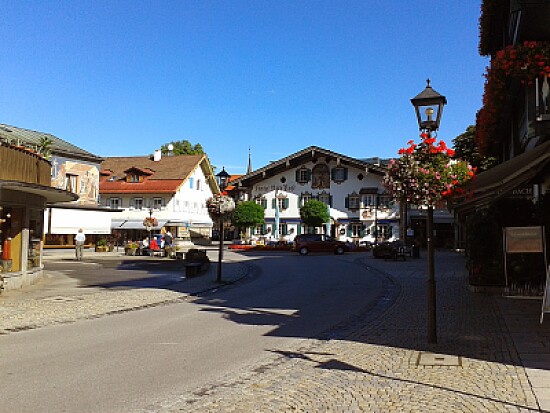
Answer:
452, 125, 496, 172
161, 140, 204, 155
232, 201, 265, 240
300, 199, 329, 228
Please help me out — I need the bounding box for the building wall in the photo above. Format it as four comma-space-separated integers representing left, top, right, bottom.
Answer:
242, 160, 399, 242
50, 156, 100, 206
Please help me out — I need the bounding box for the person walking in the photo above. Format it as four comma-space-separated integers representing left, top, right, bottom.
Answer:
75, 228, 86, 261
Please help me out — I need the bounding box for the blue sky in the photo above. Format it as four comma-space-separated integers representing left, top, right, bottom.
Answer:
0, 1, 487, 174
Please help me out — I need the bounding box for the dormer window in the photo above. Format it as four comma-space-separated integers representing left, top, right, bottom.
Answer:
123, 166, 153, 183
128, 174, 140, 183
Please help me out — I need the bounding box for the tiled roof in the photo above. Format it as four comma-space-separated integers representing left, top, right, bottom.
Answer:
100, 154, 218, 195
0, 123, 101, 162
100, 180, 181, 194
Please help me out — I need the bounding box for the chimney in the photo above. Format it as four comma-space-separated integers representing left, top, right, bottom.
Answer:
153, 149, 162, 162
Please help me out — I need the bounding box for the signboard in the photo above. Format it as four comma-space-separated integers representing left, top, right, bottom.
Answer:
504, 227, 544, 253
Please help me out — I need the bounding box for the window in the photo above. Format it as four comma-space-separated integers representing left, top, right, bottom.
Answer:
256, 197, 267, 209
197, 179, 201, 190
189, 177, 194, 189
301, 193, 312, 206
153, 198, 163, 210
379, 194, 392, 208
128, 174, 140, 183
278, 223, 288, 236
351, 223, 363, 237
65, 174, 78, 192
364, 194, 376, 207
133, 198, 144, 210
254, 225, 267, 235
349, 195, 360, 209
331, 167, 348, 183
318, 192, 331, 205
295, 167, 310, 184
273, 197, 289, 210
109, 198, 121, 209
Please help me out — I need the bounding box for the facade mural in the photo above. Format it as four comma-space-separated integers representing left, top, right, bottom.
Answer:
51, 157, 100, 205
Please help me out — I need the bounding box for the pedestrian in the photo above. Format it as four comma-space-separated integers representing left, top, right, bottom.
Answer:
164, 231, 173, 247
75, 228, 85, 261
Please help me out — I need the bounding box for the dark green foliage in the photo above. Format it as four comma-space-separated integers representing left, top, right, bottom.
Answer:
452, 125, 497, 172
232, 201, 265, 229
300, 199, 329, 228
161, 140, 204, 155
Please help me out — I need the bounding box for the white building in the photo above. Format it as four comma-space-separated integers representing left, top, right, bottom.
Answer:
230, 146, 400, 243
100, 151, 219, 242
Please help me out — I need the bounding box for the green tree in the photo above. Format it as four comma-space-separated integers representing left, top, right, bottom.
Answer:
161, 140, 204, 155
300, 199, 329, 228
232, 201, 265, 240
452, 125, 496, 172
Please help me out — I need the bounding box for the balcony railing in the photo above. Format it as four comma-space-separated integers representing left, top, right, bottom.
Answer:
0, 145, 51, 185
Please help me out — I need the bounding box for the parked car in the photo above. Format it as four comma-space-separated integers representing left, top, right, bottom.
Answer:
293, 234, 350, 255
372, 241, 413, 259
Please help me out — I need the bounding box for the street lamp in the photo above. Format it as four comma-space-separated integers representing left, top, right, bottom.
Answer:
215, 167, 231, 282
411, 79, 447, 344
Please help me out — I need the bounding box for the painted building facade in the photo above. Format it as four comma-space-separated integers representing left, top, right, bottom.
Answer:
230, 146, 400, 243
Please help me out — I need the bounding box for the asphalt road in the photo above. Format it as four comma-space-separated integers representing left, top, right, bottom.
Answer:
0, 252, 391, 413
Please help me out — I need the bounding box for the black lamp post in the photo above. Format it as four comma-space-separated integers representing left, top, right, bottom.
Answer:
215, 167, 230, 282
411, 79, 447, 344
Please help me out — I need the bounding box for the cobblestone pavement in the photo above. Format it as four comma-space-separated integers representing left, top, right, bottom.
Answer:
145, 251, 549, 413
2, 249, 549, 412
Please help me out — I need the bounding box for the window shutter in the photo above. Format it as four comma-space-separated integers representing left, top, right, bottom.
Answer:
283, 198, 289, 209
307, 169, 312, 181
331, 168, 336, 180
106, 197, 111, 207
329, 196, 333, 207
347, 225, 352, 237
298, 195, 302, 208
272, 198, 276, 209
344, 168, 348, 180
295, 169, 300, 182
361, 224, 366, 237
345, 196, 349, 209
297, 224, 302, 235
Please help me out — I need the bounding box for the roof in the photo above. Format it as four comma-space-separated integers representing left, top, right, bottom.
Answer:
0, 123, 102, 162
100, 154, 218, 195
452, 140, 550, 211
231, 146, 386, 188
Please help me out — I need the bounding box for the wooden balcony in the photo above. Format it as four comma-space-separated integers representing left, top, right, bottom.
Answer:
0, 145, 51, 186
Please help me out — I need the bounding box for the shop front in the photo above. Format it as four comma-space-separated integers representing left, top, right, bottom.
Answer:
0, 144, 77, 292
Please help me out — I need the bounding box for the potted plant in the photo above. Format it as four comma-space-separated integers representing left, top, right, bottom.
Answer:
124, 241, 139, 256
95, 239, 109, 252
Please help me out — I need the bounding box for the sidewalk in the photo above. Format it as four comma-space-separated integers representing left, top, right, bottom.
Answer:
0, 248, 249, 334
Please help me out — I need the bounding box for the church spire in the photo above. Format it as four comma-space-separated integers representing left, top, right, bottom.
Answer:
247, 147, 252, 174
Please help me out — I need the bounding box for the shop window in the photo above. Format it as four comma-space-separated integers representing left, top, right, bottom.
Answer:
351, 223, 363, 237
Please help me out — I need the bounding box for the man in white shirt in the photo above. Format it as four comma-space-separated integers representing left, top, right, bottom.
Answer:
75, 228, 86, 261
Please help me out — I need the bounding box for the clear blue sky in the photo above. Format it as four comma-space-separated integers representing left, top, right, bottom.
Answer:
0, 1, 487, 175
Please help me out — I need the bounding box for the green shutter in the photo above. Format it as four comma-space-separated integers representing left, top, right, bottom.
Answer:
344, 168, 348, 180
283, 198, 289, 209
347, 225, 352, 237
272, 198, 276, 209
345, 196, 349, 209
297, 223, 302, 235
295, 169, 300, 182
307, 169, 312, 181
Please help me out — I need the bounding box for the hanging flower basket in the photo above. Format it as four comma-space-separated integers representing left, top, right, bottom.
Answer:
384, 133, 475, 207
206, 194, 235, 219
143, 217, 158, 230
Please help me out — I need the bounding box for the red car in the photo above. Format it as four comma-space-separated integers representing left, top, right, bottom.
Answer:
293, 234, 350, 255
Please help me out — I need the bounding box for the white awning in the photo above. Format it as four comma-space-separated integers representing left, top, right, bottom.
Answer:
48, 208, 112, 235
